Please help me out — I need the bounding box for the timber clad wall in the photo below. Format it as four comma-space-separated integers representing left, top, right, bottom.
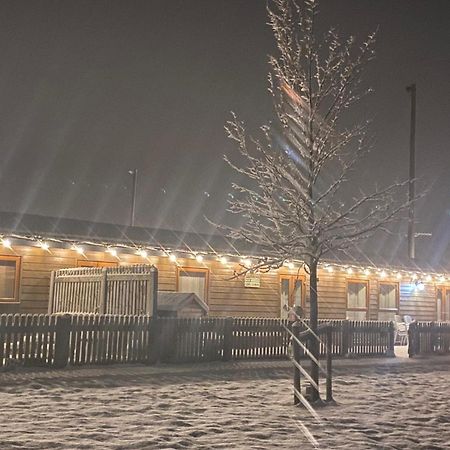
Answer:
0, 245, 444, 321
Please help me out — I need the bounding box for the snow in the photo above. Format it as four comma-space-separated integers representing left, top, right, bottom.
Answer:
1, 357, 450, 449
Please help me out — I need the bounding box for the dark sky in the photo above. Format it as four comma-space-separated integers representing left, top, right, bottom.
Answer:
0, 0, 449, 260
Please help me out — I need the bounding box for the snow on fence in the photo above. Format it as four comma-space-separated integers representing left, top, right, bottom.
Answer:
408, 321, 450, 356
295, 319, 394, 358
0, 315, 397, 369
48, 265, 158, 316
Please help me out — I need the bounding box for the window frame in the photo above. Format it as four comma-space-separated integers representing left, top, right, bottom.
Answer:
279, 274, 306, 309
0, 255, 21, 303
177, 267, 209, 303
346, 279, 369, 319
378, 281, 399, 313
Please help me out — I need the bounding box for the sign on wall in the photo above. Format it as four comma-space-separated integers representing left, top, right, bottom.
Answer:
244, 273, 261, 288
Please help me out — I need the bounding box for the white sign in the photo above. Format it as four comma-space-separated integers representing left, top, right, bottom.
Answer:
244, 274, 261, 288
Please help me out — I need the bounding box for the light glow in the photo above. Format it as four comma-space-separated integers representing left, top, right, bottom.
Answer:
107, 248, 118, 258
219, 256, 228, 264
137, 249, 148, 258
195, 254, 204, 263
39, 241, 50, 251
2, 238, 12, 249
169, 253, 177, 262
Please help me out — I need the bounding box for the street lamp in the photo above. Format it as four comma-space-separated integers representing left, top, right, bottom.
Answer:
128, 169, 138, 226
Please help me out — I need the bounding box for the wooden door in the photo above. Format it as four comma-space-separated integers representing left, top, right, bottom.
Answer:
280, 275, 304, 318
437, 287, 450, 321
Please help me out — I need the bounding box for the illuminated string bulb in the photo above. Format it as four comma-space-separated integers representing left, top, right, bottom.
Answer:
195, 254, 204, 263
107, 247, 118, 258
326, 265, 334, 273
346, 267, 353, 275
2, 238, 12, 249
219, 256, 228, 265
39, 241, 50, 251
137, 249, 148, 258
438, 275, 445, 283
285, 261, 295, 270
363, 268, 370, 276
425, 275, 432, 282
241, 258, 251, 267
169, 253, 177, 262
379, 270, 387, 278
73, 245, 84, 255
411, 273, 418, 281
396, 272, 402, 280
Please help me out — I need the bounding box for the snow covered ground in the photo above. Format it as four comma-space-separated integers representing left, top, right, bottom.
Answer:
1, 356, 449, 449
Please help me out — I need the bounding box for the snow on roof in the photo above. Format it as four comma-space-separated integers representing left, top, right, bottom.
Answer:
157, 292, 209, 314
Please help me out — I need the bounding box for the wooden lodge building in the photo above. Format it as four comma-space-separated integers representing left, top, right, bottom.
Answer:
0, 211, 449, 322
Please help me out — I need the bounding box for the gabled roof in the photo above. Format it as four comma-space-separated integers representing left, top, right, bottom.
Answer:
0, 211, 448, 275
157, 292, 209, 314
0, 210, 256, 256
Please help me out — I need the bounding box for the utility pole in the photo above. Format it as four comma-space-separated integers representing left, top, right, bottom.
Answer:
129, 169, 138, 227
406, 84, 416, 260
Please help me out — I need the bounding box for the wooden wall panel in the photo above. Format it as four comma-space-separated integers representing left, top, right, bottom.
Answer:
0, 245, 444, 320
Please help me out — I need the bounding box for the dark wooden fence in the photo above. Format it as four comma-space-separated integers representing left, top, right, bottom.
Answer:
0, 314, 395, 369
408, 321, 450, 356
296, 319, 394, 358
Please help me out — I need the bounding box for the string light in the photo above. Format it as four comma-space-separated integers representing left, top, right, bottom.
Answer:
137, 249, 148, 258
39, 241, 50, 251
0, 232, 447, 283
2, 238, 12, 249
107, 248, 118, 258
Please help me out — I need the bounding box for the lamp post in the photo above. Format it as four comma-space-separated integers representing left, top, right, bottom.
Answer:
406, 83, 416, 260
128, 169, 138, 227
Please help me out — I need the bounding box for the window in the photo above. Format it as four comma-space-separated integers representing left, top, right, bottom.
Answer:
77, 260, 118, 268
0, 256, 20, 302
347, 281, 368, 320
178, 268, 208, 302
378, 282, 398, 321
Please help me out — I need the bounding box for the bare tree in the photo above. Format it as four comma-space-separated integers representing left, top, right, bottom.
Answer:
223, 0, 413, 401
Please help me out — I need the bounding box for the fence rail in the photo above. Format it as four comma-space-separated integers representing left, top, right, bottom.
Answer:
0, 314, 396, 369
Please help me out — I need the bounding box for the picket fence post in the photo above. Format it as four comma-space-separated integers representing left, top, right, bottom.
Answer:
54, 314, 71, 368
222, 317, 234, 361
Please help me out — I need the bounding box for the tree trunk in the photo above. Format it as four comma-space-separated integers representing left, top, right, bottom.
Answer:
309, 258, 321, 402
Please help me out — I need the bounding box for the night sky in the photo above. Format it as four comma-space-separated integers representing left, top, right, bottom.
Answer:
0, 0, 449, 262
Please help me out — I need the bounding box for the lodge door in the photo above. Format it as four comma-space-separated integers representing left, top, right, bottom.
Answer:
436, 287, 450, 321
280, 275, 304, 319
